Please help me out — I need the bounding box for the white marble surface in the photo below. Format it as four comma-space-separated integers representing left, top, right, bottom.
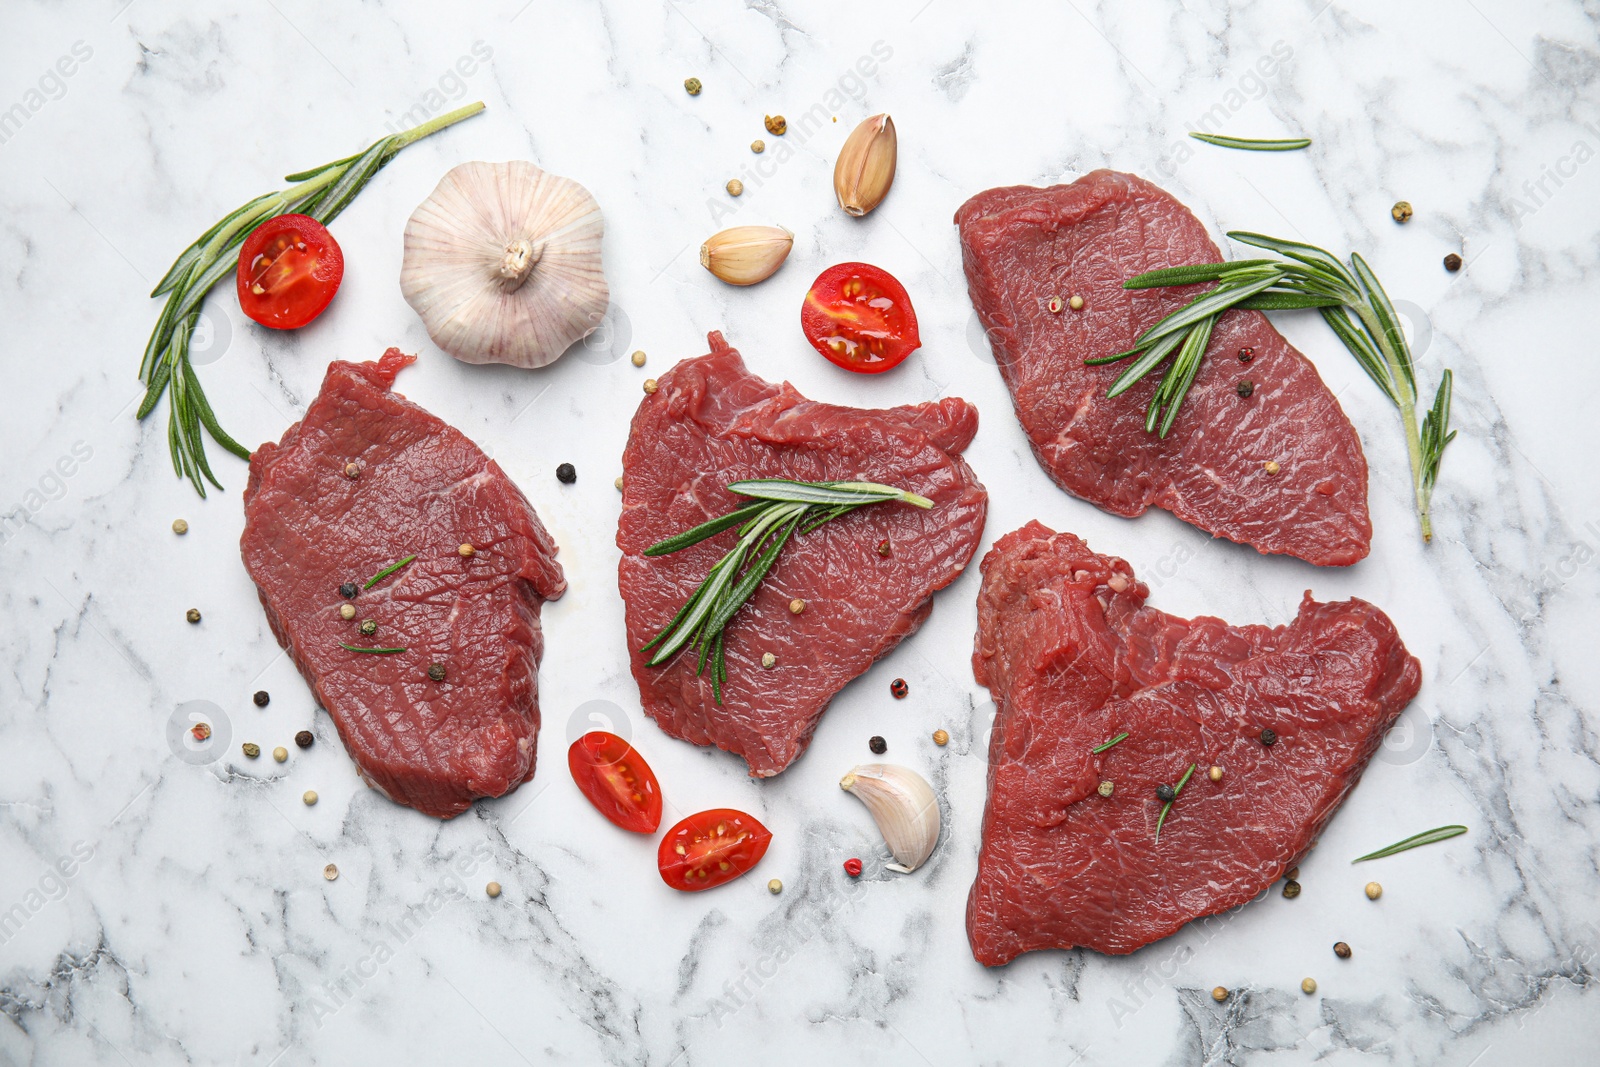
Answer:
3, 0, 1598, 1063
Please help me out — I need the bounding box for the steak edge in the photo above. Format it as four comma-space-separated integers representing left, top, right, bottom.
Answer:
968, 521, 1420, 962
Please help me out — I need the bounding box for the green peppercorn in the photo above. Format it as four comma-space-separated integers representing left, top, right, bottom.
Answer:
359, 619, 377, 636
1282, 879, 1302, 899
684, 77, 702, 96
185, 608, 201, 624
242, 742, 261, 759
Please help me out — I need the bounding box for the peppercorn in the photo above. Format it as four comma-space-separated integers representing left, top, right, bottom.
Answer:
1334, 941, 1352, 959
295, 730, 314, 749
303, 790, 318, 806
428, 663, 447, 682
761, 652, 777, 669
933, 729, 949, 746
1097, 780, 1114, 797
631, 350, 647, 367
684, 77, 702, 95
339, 582, 357, 599
344, 462, 360, 479
1286, 866, 1299, 880
1444, 252, 1463, 272
1263, 460, 1281, 475
1282, 879, 1302, 899
765, 114, 786, 135
843, 857, 863, 877
253, 690, 270, 707
1238, 346, 1255, 363
1301, 977, 1317, 995
1391, 201, 1414, 224
1208, 765, 1223, 782
359, 619, 377, 636
1212, 986, 1229, 1002
869, 735, 887, 755
1365, 881, 1383, 900
1236, 380, 1254, 398
556, 463, 576, 484
614, 476, 624, 491
186, 608, 201, 624
1047, 296, 1064, 314
751, 139, 765, 154
789, 598, 806, 615
191, 722, 212, 742
1260, 728, 1278, 746
323, 863, 339, 881
1156, 783, 1176, 802
643, 378, 659, 395
1069, 295, 1085, 311
486, 881, 502, 898
876, 539, 891, 558
172, 518, 189, 535
767, 878, 783, 894
890, 678, 908, 699
242, 742, 261, 759
726, 179, 744, 197
273, 746, 289, 763
459, 543, 475, 558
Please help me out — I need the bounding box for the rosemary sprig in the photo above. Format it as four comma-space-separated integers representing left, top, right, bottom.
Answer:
339, 643, 407, 655
139, 102, 486, 498
1092, 732, 1129, 754
1352, 824, 1466, 862
1189, 132, 1311, 151
364, 554, 417, 589
642, 478, 933, 702
1154, 763, 1196, 843
1088, 231, 1457, 542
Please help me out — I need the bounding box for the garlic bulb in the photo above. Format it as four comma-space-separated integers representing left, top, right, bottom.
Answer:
840, 763, 941, 873
400, 161, 609, 368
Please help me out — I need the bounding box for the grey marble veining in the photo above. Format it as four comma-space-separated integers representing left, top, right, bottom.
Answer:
2, 1, 1598, 1064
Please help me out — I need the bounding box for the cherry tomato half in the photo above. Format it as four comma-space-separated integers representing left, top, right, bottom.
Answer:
657, 808, 772, 891
567, 731, 663, 834
235, 213, 344, 329
800, 262, 920, 374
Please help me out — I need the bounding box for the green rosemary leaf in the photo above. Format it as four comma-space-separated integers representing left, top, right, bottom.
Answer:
282, 149, 365, 184
1105, 331, 1187, 397
1154, 762, 1198, 843
1319, 306, 1399, 404
728, 479, 933, 509
364, 554, 417, 589
645, 500, 769, 556
1351, 824, 1467, 862
1236, 291, 1346, 311
1127, 274, 1281, 351
181, 356, 251, 461
701, 509, 803, 642
1123, 259, 1281, 289
340, 643, 407, 655
1189, 132, 1311, 151
1154, 319, 1214, 437
151, 192, 280, 298
1091, 732, 1129, 754
1348, 253, 1416, 396
1227, 232, 1358, 292
306, 138, 391, 227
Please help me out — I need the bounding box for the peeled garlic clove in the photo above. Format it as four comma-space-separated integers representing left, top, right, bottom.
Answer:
699, 225, 793, 286
400, 161, 609, 369
833, 113, 897, 218
840, 763, 940, 873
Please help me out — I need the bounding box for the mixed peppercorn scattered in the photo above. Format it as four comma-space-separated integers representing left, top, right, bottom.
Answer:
556, 462, 576, 484
868, 735, 887, 755
843, 857, 863, 877
889, 678, 908, 699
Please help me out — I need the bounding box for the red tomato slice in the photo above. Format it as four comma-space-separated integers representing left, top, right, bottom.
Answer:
567, 731, 663, 833
657, 808, 772, 891
235, 213, 344, 329
800, 262, 920, 374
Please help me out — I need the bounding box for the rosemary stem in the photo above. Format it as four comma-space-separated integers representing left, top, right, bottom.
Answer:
389, 101, 485, 150
1355, 303, 1432, 542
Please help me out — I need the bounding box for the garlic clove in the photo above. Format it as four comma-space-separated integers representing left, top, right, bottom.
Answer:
400, 161, 609, 369
699, 225, 793, 286
840, 763, 940, 873
833, 114, 897, 218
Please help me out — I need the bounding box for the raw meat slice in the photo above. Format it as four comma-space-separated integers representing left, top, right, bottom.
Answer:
967, 521, 1420, 962
617, 332, 988, 777
956, 170, 1372, 567
241, 348, 566, 819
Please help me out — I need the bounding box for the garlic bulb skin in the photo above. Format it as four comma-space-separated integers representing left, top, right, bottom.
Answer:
400, 161, 609, 368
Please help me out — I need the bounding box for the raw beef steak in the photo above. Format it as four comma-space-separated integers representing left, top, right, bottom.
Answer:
241, 349, 566, 819
956, 170, 1372, 566
967, 521, 1420, 962
617, 332, 988, 777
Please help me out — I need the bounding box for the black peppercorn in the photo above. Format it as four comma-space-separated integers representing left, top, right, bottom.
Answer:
1334, 941, 1352, 958
890, 678, 908, 699
339, 582, 358, 600
428, 663, 447, 682
869, 735, 887, 755
556, 463, 576, 484
1283, 879, 1302, 899
1237, 346, 1255, 363
1236, 380, 1254, 398
1260, 728, 1278, 747
1443, 252, 1463, 272
295, 730, 314, 749
1156, 783, 1176, 802
253, 690, 270, 707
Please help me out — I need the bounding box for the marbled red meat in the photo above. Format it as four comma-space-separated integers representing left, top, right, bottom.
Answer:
967, 522, 1420, 962
241, 349, 566, 819
956, 170, 1372, 566
617, 333, 987, 776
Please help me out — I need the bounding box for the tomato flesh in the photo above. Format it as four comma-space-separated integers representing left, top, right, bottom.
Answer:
657, 808, 772, 891
235, 213, 344, 329
800, 262, 920, 373
567, 731, 663, 833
